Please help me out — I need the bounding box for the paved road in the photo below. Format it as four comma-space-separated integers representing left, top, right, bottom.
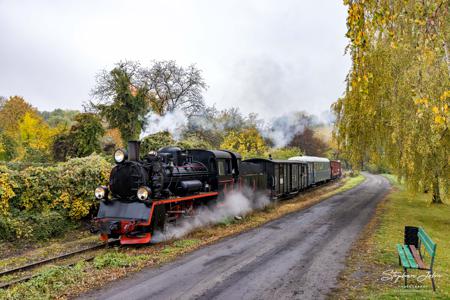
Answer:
81, 173, 390, 300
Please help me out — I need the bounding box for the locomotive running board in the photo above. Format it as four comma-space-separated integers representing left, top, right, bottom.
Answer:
152, 192, 220, 205
137, 191, 220, 228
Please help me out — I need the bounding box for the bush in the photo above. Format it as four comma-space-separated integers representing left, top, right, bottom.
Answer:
0, 154, 111, 241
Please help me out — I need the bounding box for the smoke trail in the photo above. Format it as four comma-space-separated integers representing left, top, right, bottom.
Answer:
141, 109, 188, 140
151, 188, 270, 243
259, 112, 309, 148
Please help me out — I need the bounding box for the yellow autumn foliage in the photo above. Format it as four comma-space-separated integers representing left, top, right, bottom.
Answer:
0, 154, 112, 240
220, 127, 267, 159
334, 0, 449, 203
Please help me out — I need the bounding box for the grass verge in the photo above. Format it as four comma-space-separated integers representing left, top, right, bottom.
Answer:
333, 174, 450, 299
0, 174, 365, 300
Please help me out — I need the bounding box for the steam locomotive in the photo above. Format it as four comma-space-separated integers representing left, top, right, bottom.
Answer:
92, 141, 341, 244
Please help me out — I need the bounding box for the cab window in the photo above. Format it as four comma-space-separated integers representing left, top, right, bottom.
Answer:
217, 159, 231, 175
217, 159, 226, 175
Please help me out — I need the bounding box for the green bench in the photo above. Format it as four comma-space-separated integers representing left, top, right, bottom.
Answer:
396, 227, 437, 291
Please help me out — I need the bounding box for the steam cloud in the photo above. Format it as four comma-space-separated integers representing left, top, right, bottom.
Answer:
151, 188, 270, 243
140, 106, 328, 148
259, 111, 319, 148
141, 109, 188, 140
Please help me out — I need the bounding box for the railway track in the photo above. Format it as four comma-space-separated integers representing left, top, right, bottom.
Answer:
0, 180, 343, 290
0, 240, 118, 289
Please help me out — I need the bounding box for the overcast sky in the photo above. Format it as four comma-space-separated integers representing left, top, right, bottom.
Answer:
0, 0, 350, 120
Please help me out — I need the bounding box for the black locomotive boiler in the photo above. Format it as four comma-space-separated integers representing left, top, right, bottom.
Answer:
92, 141, 341, 244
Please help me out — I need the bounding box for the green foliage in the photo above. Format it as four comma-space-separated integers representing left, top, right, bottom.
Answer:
269, 147, 303, 160
90, 61, 151, 144
183, 107, 261, 148
52, 113, 105, 161
141, 131, 212, 154
40, 109, 79, 128
0, 264, 85, 300
0, 133, 18, 161
69, 113, 104, 155
0, 210, 75, 242
0, 154, 111, 241
141, 131, 175, 153
93, 251, 149, 269
172, 238, 200, 248
176, 134, 212, 150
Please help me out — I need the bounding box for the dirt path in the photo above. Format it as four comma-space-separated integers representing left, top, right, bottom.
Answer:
80, 173, 390, 300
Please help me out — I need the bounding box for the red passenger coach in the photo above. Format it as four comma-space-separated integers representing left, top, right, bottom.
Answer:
330, 160, 342, 179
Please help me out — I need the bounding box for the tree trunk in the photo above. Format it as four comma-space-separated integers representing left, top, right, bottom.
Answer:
431, 176, 443, 204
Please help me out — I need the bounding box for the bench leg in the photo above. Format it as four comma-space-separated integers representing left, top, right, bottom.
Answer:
430, 270, 436, 292
404, 268, 407, 288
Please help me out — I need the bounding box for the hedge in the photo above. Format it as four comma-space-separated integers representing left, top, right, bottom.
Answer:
0, 154, 111, 241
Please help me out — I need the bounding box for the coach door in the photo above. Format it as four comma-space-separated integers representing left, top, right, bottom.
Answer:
307, 162, 314, 185
279, 164, 285, 194
274, 164, 280, 194
292, 164, 298, 192
301, 164, 308, 189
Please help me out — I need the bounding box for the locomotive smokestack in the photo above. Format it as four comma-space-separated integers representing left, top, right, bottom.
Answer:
128, 141, 141, 161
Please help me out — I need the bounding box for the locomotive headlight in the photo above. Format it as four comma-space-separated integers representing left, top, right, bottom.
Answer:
137, 186, 151, 201
95, 186, 108, 200
114, 149, 127, 163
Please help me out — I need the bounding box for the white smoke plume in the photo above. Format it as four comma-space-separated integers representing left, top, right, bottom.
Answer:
141, 109, 188, 140
151, 188, 270, 243
259, 111, 317, 148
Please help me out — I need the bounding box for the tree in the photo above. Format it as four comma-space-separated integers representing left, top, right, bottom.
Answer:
288, 127, 329, 157
270, 147, 303, 160
0, 96, 36, 134
142, 60, 207, 116
0, 134, 17, 161
220, 127, 267, 159
264, 111, 318, 148
18, 112, 58, 162
333, 0, 449, 203
177, 134, 212, 150
40, 109, 79, 128
101, 128, 123, 154
141, 131, 175, 154
182, 107, 261, 148
52, 113, 105, 161
90, 61, 151, 144
70, 113, 105, 157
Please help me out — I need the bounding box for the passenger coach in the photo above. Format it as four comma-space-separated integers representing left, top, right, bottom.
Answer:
242, 158, 308, 199
288, 156, 331, 185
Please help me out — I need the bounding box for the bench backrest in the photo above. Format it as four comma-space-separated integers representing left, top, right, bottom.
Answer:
418, 227, 437, 264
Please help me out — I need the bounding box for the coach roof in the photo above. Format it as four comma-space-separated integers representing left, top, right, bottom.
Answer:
288, 156, 330, 163
243, 158, 306, 164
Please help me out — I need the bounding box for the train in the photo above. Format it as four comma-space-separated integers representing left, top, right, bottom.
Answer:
91, 141, 342, 244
